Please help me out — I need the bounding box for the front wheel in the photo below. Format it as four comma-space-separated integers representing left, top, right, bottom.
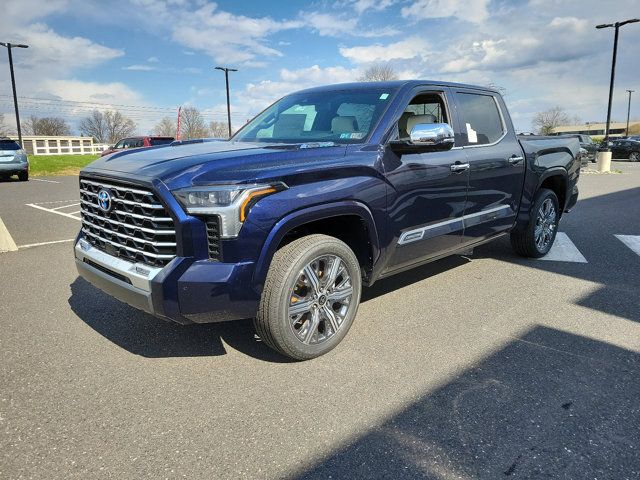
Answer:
18, 171, 28, 181
510, 188, 559, 258
255, 234, 362, 360
630, 152, 639, 162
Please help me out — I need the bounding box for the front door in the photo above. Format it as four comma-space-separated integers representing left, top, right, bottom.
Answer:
383, 89, 469, 272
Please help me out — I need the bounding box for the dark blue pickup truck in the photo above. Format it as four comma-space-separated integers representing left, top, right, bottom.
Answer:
75, 80, 579, 360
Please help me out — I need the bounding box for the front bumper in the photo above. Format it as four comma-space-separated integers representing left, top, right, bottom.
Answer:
75, 238, 260, 324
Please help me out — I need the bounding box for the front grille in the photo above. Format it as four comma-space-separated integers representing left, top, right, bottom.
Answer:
79, 177, 177, 268
205, 216, 222, 261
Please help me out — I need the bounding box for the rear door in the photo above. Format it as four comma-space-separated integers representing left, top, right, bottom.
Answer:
452, 89, 526, 244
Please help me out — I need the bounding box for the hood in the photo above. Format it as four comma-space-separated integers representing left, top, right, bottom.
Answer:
82, 140, 347, 189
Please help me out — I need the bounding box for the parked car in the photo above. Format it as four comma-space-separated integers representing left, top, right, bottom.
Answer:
553, 134, 597, 163
0, 137, 29, 181
609, 139, 640, 161
100, 136, 174, 157
75, 80, 580, 360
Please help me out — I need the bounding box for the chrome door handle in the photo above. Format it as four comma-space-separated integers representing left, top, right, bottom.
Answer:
450, 163, 470, 172
508, 155, 524, 165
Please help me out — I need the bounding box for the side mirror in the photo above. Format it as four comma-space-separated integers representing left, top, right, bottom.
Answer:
390, 123, 455, 153
409, 123, 455, 149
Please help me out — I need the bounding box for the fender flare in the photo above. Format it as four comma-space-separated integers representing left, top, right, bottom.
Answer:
252, 200, 381, 287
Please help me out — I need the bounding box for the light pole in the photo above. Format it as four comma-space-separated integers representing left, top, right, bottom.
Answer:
596, 19, 639, 144
625, 89, 634, 136
0, 42, 29, 147
214, 66, 237, 139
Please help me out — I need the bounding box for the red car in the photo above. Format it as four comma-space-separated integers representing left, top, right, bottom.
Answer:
100, 136, 174, 157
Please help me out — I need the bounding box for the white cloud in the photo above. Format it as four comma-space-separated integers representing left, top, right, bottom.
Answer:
349, 0, 397, 14
147, 56, 159, 62
123, 64, 156, 71
304, 12, 399, 38
401, 0, 489, 23
340, 37, 431, 64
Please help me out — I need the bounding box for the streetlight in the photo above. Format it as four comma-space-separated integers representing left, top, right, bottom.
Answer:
214, 66, 237, 139
595, 19, 639, 144
0, 42, 29, 147
625, 89, 634, 136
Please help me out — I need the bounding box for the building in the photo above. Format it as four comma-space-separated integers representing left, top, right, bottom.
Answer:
7, 135, 109, 155
551, 121, 640, 138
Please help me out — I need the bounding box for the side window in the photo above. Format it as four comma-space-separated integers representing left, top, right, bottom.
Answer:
456, 92, 505, 146
134, 139, 144, 148
114, 140, 124, 149
398, 93, 449, 140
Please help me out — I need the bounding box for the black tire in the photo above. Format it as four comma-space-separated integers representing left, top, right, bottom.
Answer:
510, 188, 560, 258
18, 171, 28, 182
630, 151, 639, 162
254, 234, 362, 360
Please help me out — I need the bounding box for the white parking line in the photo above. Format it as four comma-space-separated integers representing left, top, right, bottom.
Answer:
0, 216, 18, 253
31, 178, 61, 184
539, 232, 587, 263
615, 235, 640, 257
26, 203, 81, 221
51, 202, 81, 211
18, 238, 75, 249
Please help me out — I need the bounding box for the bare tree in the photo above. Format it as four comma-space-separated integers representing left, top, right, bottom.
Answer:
79, 110, 108, 143
154, 116, 177, 137
180, 106, 208, 140
22, 115, 71, 136
209, 120, 229, 138
79, 110, 136, 144
357, 64, 398, 82
532, 106, 571, 135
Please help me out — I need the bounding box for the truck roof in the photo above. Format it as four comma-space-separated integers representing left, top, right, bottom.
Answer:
295, 80, 500, 95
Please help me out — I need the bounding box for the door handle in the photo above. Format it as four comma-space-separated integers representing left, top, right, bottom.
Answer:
450, 163, 470, 172
508, 155, 524, 165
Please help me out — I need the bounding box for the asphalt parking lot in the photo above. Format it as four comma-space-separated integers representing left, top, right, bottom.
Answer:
1, 161, 640, 479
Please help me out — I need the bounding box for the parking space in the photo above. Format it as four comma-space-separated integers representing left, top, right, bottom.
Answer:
1, 162, 640, 478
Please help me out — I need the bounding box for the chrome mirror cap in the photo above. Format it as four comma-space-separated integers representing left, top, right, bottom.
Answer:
409, 123, 455, 148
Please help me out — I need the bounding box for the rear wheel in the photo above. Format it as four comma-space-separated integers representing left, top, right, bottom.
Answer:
630, 151, 639, 162
510, 188, 559, 258
18, 171, 28, 182
255, 234, 362, 360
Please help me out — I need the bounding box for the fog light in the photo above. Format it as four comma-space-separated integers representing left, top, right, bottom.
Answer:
134, 265, 151, 277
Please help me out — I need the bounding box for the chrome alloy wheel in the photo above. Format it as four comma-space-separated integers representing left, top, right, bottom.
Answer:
535, 198, 557, 251
288, 255, 354, 346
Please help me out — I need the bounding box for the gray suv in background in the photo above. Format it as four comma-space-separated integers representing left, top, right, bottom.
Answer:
0, 138, 29, 181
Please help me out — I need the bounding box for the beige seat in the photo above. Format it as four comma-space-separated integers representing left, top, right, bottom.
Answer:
398, 112, 415, 139
331, 116, 358, 134
406, 114, 438, 136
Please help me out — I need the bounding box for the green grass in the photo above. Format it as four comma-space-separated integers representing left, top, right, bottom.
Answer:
28, 154, 100, 176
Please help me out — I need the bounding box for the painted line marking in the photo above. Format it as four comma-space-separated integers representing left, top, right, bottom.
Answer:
26, 203, 81, 221
18, 238, 75, 249
32, 199, 79, 205
615, 235, 640, 257
68, 211, 81, 215
51, 202, 81, 210
539, 232, 587, 263
32, 178, 61, 184
0, 216, 18, 253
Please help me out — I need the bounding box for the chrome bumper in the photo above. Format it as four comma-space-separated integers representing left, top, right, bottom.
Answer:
74, 238, 163, 315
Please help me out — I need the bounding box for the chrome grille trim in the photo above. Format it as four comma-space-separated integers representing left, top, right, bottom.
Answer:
79, 177, 177, 267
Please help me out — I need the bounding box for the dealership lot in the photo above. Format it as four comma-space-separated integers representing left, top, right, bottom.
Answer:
1, 162, 640, 479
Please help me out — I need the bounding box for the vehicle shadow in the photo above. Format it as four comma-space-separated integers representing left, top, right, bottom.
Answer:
473, 186, 640, 323
68, 256, 469, 361
289, 325, 640, 479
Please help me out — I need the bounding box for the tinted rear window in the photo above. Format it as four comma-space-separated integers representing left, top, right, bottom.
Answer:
456, 92, 505, 145
0, 140, 20, 150
150, 138, 174, 146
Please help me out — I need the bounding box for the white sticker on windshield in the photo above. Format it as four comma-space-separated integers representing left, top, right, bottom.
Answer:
379, 93, 389, 100
466, 123, 478, 143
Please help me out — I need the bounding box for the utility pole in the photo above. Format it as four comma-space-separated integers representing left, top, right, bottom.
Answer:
214, 66, 237, 139
0, 42, 29, 146
625, 89, 634, 136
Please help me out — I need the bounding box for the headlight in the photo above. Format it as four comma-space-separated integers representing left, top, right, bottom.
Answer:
173, 183, 286, 237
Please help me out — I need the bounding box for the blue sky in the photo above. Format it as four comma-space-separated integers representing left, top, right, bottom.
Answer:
1, 0, 639, 134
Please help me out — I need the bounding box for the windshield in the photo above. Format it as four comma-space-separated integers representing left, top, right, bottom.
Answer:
233, 88, 396, 144
0, 140, 20, 150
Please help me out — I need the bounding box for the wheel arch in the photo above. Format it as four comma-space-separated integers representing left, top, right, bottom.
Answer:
253, 201, 380, 288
